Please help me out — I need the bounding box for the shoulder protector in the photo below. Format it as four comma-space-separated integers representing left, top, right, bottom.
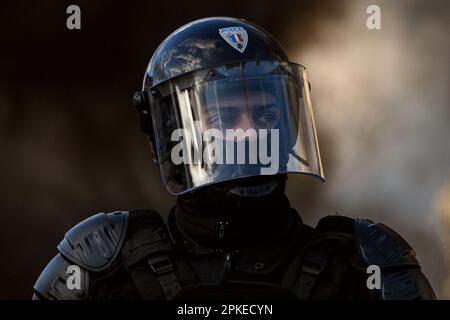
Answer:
355, 219, 436, 299
354, 218, 418, 268
33, 254, 89, 300
57, 211, 129, 272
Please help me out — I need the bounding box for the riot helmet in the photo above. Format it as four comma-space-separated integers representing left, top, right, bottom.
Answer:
133, 17, 324, 195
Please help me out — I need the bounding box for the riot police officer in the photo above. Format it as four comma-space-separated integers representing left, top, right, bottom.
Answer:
33, 17, 436, 300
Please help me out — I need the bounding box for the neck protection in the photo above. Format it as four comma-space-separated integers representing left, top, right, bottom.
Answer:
173, 175, 296, 249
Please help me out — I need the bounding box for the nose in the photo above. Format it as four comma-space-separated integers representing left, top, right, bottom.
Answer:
236, 113, 254, 131
233, 113, 258, 141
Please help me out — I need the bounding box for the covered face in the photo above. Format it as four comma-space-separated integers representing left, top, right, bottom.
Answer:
149, 60, 324, 195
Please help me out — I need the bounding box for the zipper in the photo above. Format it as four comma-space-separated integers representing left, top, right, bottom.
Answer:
224, 250, 241, 272
218, 220, 229, 240
225, 252, 232, 271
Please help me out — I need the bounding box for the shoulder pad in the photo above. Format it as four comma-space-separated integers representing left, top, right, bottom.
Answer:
57, 211, 129, 272
381, 268, 437, 300
355, 218, 419, 268
33, 254, 88, 300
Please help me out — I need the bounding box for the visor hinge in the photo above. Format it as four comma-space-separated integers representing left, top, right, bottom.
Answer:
132, 91, 153, 136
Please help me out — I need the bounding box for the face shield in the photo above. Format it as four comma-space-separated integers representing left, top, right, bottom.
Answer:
148, 60, 324, 195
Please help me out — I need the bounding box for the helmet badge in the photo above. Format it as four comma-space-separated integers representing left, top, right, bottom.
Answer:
219, 27, 248, 53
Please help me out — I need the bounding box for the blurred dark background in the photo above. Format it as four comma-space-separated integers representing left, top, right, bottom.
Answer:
0, 0, 448, 299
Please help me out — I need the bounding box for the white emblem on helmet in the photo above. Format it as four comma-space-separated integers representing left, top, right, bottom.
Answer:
218, 27, 248, 53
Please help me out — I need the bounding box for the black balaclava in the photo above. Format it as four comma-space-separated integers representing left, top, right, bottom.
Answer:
171, 174, 300, 250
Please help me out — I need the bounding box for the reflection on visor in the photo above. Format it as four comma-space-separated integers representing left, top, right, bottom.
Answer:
202, 79, 281, 135
150, 61, 324, 195
214, 60, 285, 78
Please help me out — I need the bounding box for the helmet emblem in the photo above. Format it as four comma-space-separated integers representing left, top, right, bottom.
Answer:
218, 27, 248, 53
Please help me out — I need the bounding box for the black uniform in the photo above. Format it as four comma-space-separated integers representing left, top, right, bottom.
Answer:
33, 181, 436, 300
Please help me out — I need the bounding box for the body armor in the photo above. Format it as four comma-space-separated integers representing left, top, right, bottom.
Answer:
33, 208, 436, 300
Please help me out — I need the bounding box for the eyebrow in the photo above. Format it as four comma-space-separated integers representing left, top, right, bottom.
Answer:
208, 103, 278, 114
251, 103, 279, 113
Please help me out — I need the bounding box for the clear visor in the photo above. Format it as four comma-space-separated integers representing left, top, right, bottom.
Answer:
149, 60, 324, 195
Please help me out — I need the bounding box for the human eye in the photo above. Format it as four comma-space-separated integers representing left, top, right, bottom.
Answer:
206, 111, 239, 129
255, 112, 278, 123
253, 105, 280, 128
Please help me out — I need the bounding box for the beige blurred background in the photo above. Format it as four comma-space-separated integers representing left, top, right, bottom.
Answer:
0, 0, 448, 299
284, 0, 450, 298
